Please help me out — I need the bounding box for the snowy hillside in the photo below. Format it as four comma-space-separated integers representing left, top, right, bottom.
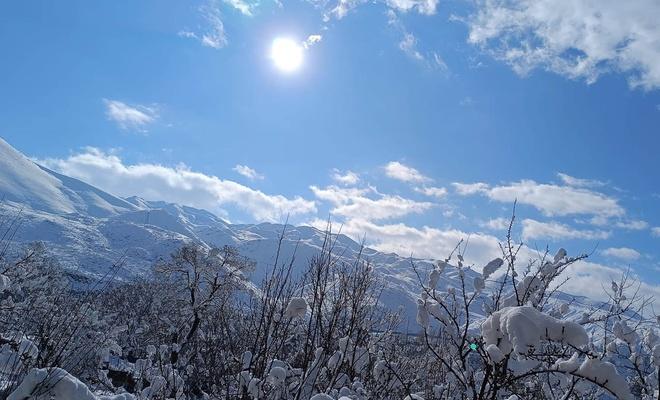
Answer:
0, 138, 594, 319
0, 138, 138, 217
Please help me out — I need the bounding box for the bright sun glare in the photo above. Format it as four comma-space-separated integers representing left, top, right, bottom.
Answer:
271, 37, 303, 72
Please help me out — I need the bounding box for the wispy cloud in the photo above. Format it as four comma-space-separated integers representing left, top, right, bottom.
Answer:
38, 149, 315, 222
459, 96, 474, 107
480, 217, 510, 231
612, 219, 648, 230
521, 219, 610, 241
179, 1, 228, 49
308, 216, 502, 262
453, 179, 624, 219
386, 0, 439, 15
452, 182, 488, 195
602, 247, 641, 261
326, 0, 439, 20
414, 186, 447, 199
384, 161, 431, 183
386, 10, 448, 71
653, 227, 660, 238
331, 169, 359, 185
233, 164, 264, 180
324, 0, 368, 21
557, 173, 606, 188
560, 260, 660, 302
398, 32, 424, 61
223, 0, 255, 16
103, 99, 158, 133
303, 34, 323, 49
310, 185, 433, 221
387, 10, 422, 60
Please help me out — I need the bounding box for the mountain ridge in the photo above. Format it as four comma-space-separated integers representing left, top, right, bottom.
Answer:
0, 137, 595, 319
0, 137, 138, 217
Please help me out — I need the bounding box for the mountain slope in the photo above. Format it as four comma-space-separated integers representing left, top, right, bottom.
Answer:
0, 137, 138, 217
0, 138, 595, 320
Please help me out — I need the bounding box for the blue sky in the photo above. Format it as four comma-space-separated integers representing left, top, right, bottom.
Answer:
1, 0, 660, 298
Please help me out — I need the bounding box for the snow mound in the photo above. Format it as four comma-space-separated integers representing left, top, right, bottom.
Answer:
8, 367, 134, 400
285, 297, 308, 318
575, 358, 633, 400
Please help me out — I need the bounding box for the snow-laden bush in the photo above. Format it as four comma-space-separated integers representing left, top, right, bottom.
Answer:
481, 306, 588, 354
2, 209, 658, 399
400, 212, 656, 400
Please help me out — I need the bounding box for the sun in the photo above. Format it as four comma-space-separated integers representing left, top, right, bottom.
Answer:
270, 37, 303, 73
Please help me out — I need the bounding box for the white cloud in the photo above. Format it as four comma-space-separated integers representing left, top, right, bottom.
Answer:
325, 0, 365, 20
559, 260, 660, 302
614, 219, 649, 230
310, 217, 503, 263
331, 169, 359, 185
27, 143, 660, 306
557, 172, 605, 188
38, 149, 316, 222
653, 227, 660, 237
303, 34, 323, 49
306, 217, 659, 304
325, 0, 438, 20
103, 99, 158, 133
223, 0, 255, 16
179, 1, 228, 49
586, 216, 649, 231
452, 182, 489, 195
414, 186, 447, 199
467, 0, 660, 90
233, 164, 264, 180
384, 161, 431, 183
310, 185, 370, 205
454, 180, 624, 218
480, 217, 510, 231
522, 219, 610, 241
489, 181, 623, 218
310, 185, 433, 221
386, 0, 439, 15
602, 247, 641, 261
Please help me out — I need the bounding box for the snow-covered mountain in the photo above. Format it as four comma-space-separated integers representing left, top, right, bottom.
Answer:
0, 138, 595, 320
0, 138, 138, 217
0, 138, 437, 314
